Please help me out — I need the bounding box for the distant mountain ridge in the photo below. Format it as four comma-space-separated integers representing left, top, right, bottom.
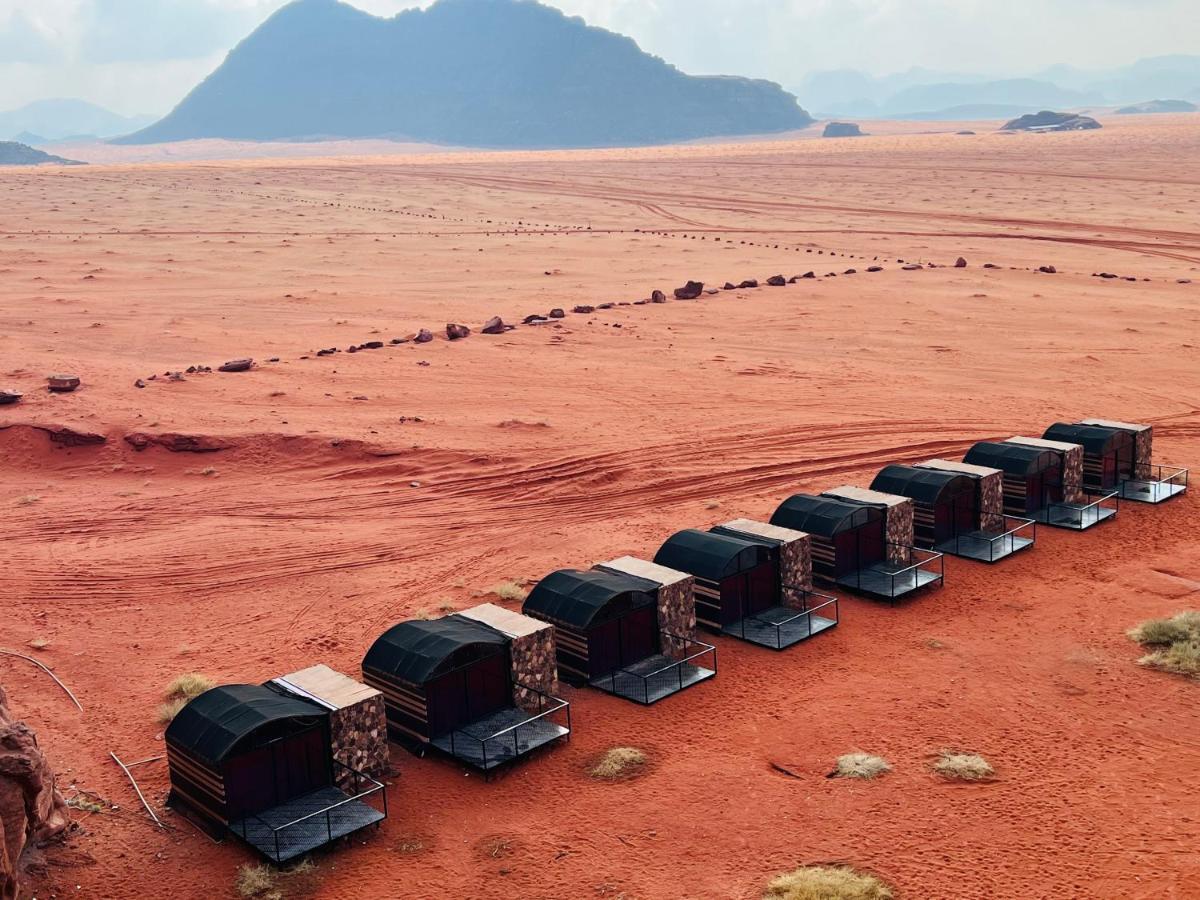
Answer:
0, 99, 155, 142
797, 55, 1200, 118
121, 0, 812, 148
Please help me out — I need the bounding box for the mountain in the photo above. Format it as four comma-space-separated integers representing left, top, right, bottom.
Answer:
798, 55, 1200, 118
0, 99, 155, 141
120, 0, 812, 148
0, 141, 85, 166
1115, 99, 1197, 115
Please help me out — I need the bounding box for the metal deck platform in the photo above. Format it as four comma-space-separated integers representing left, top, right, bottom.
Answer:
591, 652, 715, 705
723, 603, 838, 650
231, 785, 385, 864
1034, 496, 1118, 530
432, 705, 569, 772
1119, 477, 1187, 504
936, 528, 1035, 564
838, 561, 943, 602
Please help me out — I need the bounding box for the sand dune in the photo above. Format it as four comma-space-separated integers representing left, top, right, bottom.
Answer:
1, 115, 1198, 899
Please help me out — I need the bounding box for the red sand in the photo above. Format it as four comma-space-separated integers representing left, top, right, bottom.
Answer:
2, 115, 1199, 899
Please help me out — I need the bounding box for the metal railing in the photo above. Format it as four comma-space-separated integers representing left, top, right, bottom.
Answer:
729, 588, 839, 649
1043, 489, 1119, 529
233, 760, 387, 865
591, 631, 717, 704
943, 516, 1037, 562
1119, 464, 1189, 500
840, 543, 945, 602
445, 683, 571, 774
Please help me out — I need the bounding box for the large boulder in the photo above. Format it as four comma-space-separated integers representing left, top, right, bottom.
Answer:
0, 686, 69, 900
1001, 111, 1101, 132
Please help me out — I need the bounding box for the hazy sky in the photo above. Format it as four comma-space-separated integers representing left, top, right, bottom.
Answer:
1, 0, 1197, 115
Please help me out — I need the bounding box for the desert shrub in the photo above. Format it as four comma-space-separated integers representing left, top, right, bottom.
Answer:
590, 747, 647, 779
934, 750, 994, 781
833, 753, 891, 780
158, 673, 216, 722
489, 580, 528, 602
1128, 612, 1200, 677
236, 864, 279, 899
764, 865, 893, 900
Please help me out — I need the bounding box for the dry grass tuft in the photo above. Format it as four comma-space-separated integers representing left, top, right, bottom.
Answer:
1128, 612, 1200, 678
158, 673, 216, 723
764, 865, 893, 900
489, 580, 528, 602
236, 864, 279, 899
235, 859, 317, 899
17, 494, 41, 506
934, 750, 995, 781
590, 746, 647, 780
27, 637, 51, 650
833, 753, 891, 780
165, 673, 215, 700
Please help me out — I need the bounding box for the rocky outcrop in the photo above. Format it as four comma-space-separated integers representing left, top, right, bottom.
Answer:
0, 142, 84, 167
1001, 110, 1101, 132
124, 432, 231, 453
823, 122, 864, 138
0, 686, 69, 900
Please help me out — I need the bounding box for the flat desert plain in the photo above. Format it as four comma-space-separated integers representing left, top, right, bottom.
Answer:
2, 114, 1199, 900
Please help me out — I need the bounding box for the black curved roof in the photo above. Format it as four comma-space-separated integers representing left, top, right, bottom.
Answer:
870, 465, 975, 505
363, 615, 506, 684
523, 568, 655, 629
771, 494, 881, 537
964, 441, 1060, 476
165, 684, 326, 768
654, 529, 768, 581
1043, 422, 1133, 455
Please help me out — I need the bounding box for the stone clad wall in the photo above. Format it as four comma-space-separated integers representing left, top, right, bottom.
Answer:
978, 471, 1005, 531
1062, 445, 1084, 502
656, 577, 697, 655
884, 499, 915, 565
1135, 428, 1153, 479
778, 536, 814, 609
328, 696, 389, 787
509, 628, 559, 712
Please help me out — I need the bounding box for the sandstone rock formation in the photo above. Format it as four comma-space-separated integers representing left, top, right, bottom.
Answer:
823, 122, 864, 138
0, 685, 69, 900
1001, 111, 1101, 132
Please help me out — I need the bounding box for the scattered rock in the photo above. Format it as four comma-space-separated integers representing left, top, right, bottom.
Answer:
317, 348, 337, 356
801, 271, 816, 279
390, 338, 406, 345
548, 308, 566, 319
481, 316, 506, 334
984, 263, 1000, 269
738, 279, 759, 289
843, 269, 857, 275
523, 314, 548, 324
955, 257, 968, 268
1179, 279, 1192, 284
1038, 265, 1057, 274
597, 302, 615, 310
902, 264, 923, 271
766, 275, 787, 286
414, 329, 434, 343
446, 323, 471, 340
723, 282, 736, 290
651, 290, 667, 303
1099, 272, 1118, 279
361, 341, 384, 350
572, 305, 595, 314
134, 379, 146, 389
46, 374, 80, 393
674, 281, 704, 300
0, 390, 21, 405
218, 358, 253, 373
867, 266, 883, 273
267, 356, 280, 362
